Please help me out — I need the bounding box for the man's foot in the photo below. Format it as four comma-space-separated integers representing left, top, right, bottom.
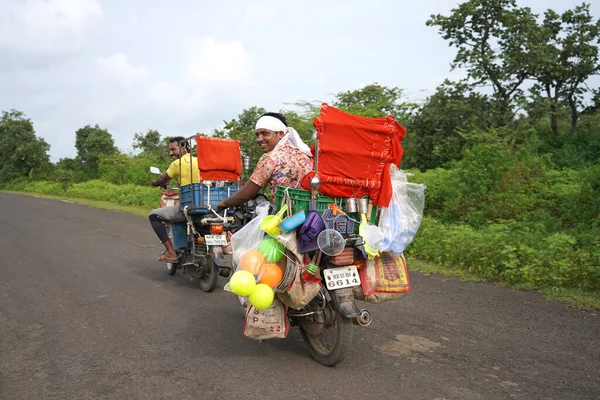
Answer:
159, 253, 178, 263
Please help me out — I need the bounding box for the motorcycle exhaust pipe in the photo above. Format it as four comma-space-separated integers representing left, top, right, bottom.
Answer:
353, 309, 372, 327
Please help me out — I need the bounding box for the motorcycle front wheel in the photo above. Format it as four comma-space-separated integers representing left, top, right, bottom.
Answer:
166, 261, 177, 276
299, 291, 353, 367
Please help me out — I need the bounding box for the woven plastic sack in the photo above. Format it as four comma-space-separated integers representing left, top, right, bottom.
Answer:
242, 298, 289, 340
353, 252, 410, 303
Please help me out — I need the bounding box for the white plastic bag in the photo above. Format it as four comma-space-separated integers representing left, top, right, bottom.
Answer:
377, 165, 426, 253
230, 202, 270, 267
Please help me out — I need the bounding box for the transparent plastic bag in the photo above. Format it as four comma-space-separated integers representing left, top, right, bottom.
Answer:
231, 202, 270, 267
377, 165, 426, 253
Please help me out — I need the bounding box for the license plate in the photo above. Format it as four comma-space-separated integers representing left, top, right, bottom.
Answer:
204, 235, 227, 246
323, 265, 361, 290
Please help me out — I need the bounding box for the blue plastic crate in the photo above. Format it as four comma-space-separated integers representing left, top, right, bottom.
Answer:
180, 183, 239, 214
170, 222, 188, 249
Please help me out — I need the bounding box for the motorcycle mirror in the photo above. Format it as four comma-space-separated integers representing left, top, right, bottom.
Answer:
150, 166, 161, 175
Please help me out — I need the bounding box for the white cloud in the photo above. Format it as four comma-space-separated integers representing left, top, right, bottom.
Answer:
184, 36, 253, 86
0, 0, 103, 53
146, 81, 187, 107
97, 53, 150, 86
243, 4, 280, 23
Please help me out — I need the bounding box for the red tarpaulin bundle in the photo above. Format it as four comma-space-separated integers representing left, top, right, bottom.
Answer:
301, 103, 407, 207
195, 135, 242, 182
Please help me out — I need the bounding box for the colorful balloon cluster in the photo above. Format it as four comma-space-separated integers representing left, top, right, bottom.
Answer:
229, 238, 285, 309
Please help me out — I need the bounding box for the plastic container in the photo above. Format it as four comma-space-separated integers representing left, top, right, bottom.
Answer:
322, 209, 355, 235
274, 186, 377, 225
170, 223, 188, 249
179, 182, 239, 214
279, 210, 306, 232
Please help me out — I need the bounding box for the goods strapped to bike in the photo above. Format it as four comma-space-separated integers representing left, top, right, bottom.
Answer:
224, 104, 426, 346
178, 135, 242, 215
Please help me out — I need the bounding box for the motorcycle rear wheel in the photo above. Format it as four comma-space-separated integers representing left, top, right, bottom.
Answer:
299, 292, 353, 367
198, 260, 219, 292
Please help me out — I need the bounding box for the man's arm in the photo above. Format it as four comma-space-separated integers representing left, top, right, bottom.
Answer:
152, 173, 171, 187
217, 181, 262, 208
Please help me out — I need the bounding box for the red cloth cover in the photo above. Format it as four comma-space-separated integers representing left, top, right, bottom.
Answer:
301, 103, 406, 207
196, 135, 242, 181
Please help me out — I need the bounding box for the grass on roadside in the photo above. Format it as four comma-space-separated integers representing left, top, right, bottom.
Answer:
1, 190, 153, 217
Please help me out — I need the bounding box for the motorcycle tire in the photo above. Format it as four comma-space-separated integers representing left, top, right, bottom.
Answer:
198, 260, 219, 293
299, 292, 354, 367
166, 261, 177, 276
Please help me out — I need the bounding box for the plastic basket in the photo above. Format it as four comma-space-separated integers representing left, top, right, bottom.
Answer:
322, 209, 355, 235
275, 186, 377, 225
180, 182, 239, 214
170, 223, 188, 249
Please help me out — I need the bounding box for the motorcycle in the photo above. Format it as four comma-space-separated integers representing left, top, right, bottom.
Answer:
233, 204, 371, 366
150, 166, 249, 292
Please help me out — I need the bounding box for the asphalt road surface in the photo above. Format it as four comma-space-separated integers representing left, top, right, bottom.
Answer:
1, 192, 599, 400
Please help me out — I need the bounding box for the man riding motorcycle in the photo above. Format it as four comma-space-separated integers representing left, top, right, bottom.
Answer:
149, 136, 199, 262
217, 112, 313, 209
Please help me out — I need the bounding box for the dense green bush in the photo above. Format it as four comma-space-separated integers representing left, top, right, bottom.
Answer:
406, 217, 600, 291
98, 153, 170, 186
404, 128, 599, 292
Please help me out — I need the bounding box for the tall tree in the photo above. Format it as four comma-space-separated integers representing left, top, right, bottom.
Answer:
528, 3, 600, 134
427, 0, 538, 122
132, 129, 169, 162
583, 88, 600, 115
75, 124, 117, 177
404, 81, 495, 170
333, 83, 417, 120
0, 109, 50, 179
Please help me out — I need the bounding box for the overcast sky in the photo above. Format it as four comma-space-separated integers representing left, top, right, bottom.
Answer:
1, 0, 598, 162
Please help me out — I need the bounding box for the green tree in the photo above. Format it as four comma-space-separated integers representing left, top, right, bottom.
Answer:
528, 3, 600, 134
404, 81, 496, 170
75, 124, 118, 177
583, 88, 600, 115
132, 129, 169, 162
333, 83, 417, 120
281, 106, 317, 146
0, 109, 50, 179
427, 0, 538, 122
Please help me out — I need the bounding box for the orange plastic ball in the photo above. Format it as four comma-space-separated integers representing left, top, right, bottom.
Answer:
239, 250, 266, 275
259, 263, 284, 288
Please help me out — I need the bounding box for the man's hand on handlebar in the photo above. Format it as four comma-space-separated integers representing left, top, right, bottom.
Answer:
151, 180, 168, 190
216, 200, 228, 212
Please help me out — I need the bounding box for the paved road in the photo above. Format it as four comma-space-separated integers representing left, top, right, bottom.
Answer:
1, 192, 598, 400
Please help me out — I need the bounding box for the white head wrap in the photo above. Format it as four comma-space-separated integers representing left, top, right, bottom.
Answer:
255, 115, 312, 157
